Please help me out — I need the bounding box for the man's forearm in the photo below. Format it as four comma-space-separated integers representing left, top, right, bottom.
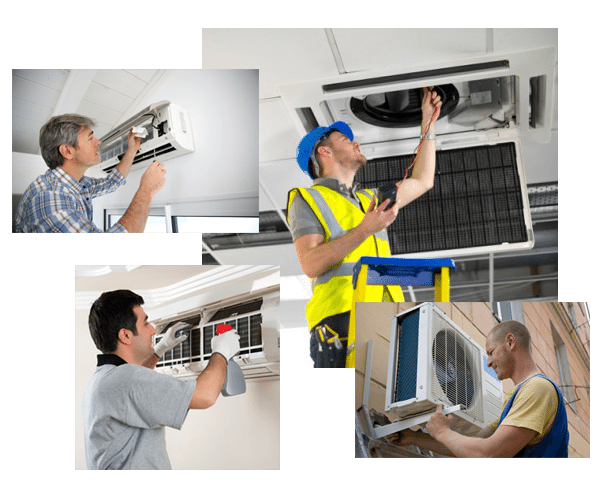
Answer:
115, 148, 137, 178
433, 428, 489, 458
296, 224, 371, 278
117, 188, 153, 233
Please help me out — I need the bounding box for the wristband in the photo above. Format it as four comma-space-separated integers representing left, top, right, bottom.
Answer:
420, 133, 436, 141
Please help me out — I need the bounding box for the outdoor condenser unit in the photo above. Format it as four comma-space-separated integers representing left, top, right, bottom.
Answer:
279, 47, 556, 258
385, 303, 503, 435
95, 100, 194, 174
152, 289, 280, 381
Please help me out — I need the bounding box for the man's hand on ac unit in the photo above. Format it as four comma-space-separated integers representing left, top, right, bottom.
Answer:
211, 330, 241, 361
154, 322, 192, 359
127, 129, 142, 153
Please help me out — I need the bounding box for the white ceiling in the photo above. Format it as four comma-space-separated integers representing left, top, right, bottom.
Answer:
12, 69, 168, 155
202, 28, 558, 212
75, 265, 216, 292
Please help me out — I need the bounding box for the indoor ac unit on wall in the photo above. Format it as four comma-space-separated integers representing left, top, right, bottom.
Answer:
385, 303, 503, 435
279, 48, 556, 258
93, 100, 194, 175
152, 288, 280, 381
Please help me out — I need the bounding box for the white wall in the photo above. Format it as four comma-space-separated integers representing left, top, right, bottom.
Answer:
90, 69, 259, 223
12, 152, 46, 194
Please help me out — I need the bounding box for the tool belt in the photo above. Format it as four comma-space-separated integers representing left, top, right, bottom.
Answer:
311, 323, 348, 368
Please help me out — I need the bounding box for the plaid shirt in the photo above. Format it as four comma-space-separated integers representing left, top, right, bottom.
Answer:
14, 167, 127, 233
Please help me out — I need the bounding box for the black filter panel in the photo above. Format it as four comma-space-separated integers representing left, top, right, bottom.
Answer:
355, 142, 528, 255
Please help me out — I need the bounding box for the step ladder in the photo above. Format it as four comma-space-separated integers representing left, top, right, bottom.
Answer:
346, 256, 456, 368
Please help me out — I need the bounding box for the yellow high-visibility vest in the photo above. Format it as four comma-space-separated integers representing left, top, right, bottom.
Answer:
287, 185, 403, 330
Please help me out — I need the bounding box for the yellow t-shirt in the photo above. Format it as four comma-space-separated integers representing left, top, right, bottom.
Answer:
488, 375, 559, 445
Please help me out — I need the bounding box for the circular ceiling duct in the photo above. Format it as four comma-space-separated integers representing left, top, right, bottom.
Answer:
349, 84, 459, 128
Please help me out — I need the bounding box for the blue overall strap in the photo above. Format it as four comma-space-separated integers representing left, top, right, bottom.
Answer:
498, 374, 569, 457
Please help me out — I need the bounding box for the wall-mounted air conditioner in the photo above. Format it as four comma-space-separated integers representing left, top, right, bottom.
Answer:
385, 303, 503, 435
279, 48, 556, 258
152, 289, 280, 381
94, 100, 194, 175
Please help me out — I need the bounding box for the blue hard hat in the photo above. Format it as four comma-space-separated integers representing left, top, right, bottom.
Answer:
296, 121, 354, 179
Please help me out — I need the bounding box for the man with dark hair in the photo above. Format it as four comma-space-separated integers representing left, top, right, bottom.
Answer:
15, 113, 166, 233
393, 320, 570, 457
287, 89, 442, 367
82, 289, 240, 469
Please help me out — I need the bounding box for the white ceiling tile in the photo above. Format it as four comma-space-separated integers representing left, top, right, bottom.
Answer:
333, 28, 488, 73
260, 159, 309, 212
259, 98, 298, 163
202, 28, 340, 99
124, 69, 159, 82
76, 100, 122, 129
12, 97, 52, 123
12, 74, 61, 108
83, 81, 134, 113
93, 69, 148, 98
12, 69, 69, 91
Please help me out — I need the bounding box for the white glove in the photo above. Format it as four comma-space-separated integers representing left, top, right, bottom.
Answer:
154, 321, 191, 358
211, 329, 241, 361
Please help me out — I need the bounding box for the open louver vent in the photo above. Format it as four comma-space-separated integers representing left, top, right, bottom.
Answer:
153, 291, 279, 381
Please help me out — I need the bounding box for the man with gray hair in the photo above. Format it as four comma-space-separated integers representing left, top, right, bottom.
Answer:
14, 113, 166, 232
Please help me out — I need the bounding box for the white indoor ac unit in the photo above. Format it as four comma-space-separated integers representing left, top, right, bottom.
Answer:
279, 48, 556, 258
385, 303, 503, 435
152, 289, 280, 381
95, 100, 194, 174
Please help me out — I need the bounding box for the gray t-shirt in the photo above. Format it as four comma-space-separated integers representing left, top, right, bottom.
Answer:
288, 178, 378, 241
82, 357, 195, 469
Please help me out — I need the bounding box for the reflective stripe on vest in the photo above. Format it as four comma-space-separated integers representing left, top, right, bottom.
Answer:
498, 374, 570, 457
287, 185, 403, 329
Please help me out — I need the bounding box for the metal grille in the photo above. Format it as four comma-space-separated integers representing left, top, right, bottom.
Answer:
429, 314, 483, 421
355, 142, 528, 254
155, 313, 263, 368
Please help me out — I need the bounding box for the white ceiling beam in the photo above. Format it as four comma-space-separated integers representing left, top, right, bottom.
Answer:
52, 69, 97, 117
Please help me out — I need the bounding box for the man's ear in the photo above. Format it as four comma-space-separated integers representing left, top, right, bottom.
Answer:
117, 328, 133, 346
506, 332, 516, 350
59, 144, 75, 160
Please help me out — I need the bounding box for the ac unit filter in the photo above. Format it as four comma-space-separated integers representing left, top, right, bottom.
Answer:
94, 100, 194, 174
385, 303, 503, 435
152, 290, 280, 381
279, 47, 556, 258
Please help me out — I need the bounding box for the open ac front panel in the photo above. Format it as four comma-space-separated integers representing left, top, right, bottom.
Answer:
152, 290, 280, 381
278, 48, 556, 258
96, 100, 194, 174
385, 303, 503, 435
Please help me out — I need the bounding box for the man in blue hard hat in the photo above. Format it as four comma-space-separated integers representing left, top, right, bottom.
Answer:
287, 89, 442, 368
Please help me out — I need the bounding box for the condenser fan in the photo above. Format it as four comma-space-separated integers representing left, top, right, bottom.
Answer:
432, 328, 475, 408
349, 84, 459, 128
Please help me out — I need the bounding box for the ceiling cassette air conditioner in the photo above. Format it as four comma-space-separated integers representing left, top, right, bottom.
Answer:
152, 289, 280, 381
385, 303, 503, 435
279, 48, 556, 258
94, 100, 194, 175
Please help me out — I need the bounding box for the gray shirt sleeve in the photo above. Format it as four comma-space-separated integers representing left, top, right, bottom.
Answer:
288, 193, 325, 241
